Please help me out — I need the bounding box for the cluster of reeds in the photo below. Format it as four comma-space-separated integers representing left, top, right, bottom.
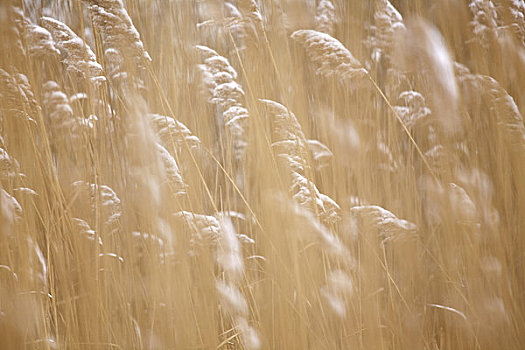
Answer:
1, 0, 524, 348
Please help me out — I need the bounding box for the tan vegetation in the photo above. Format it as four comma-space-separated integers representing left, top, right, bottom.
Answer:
1, 0, 525, 348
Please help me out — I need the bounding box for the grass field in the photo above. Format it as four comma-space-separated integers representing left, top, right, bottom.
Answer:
1, 0, 525, 348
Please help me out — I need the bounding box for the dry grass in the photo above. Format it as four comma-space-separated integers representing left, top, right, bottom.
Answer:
1, 0, 525, 349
